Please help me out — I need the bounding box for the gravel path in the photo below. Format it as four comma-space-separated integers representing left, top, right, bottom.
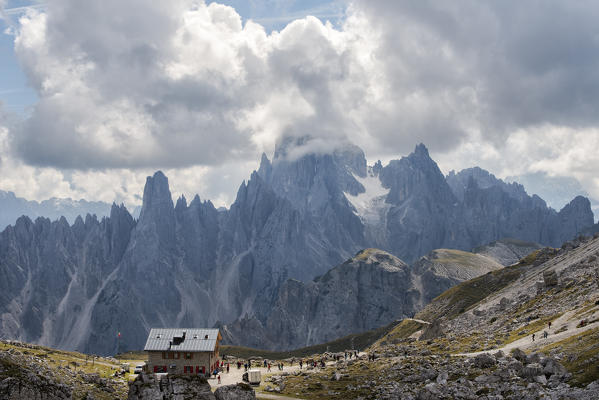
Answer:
207, 363, 303, 388
458, 308, 599, 357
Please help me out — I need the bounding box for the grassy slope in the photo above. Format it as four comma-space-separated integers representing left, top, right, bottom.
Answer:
416, 264, 523, 322
416, 249, 550, 322
0, 340, 131, 400
370, 319, 427, 349
431, 249, 504, 271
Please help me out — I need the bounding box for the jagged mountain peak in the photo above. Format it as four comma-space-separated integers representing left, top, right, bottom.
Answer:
139, 171, 173, 218
412, 142, 430, 157
564, 195, 592, 209
136, 170, 176, 248
379, 143, 455, 206
175, 195, 187, 211
447, 166, 529, 203
257, 152, 273, 181
109, 202, 129, 216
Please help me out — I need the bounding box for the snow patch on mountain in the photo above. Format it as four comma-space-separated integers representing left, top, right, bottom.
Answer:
344, 167, 390, 225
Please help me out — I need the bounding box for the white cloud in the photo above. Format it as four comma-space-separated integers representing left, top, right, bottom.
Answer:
1, 0, 599, 211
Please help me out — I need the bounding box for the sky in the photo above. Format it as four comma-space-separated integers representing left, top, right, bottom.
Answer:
0, 0, 598, 218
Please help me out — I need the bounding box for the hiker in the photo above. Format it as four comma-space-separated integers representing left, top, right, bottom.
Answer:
543, 331, 548, 339
218, 375, 221, 384
226, 364, 230, 373
548, 321, 552, 329
267, 363, 271, 372
299, 360, 303, 369
264, 360, 267, 368
532, 333, 535, 342
344, 352, 347, 360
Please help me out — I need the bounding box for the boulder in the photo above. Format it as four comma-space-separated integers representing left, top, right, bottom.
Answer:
521, 363, 544, 378
543, 359, 568, 378
419, 320, 445, 341
543, 270, 559, 287
214, 383, 256, 400
473, 353, 496, 369
511, 348, 527, 362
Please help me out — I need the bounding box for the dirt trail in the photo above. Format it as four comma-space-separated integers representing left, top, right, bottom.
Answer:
257, 394, 303, 400
458, 308, 599, 357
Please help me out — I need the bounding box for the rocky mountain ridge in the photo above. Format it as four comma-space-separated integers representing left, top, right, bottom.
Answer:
0, 139, 595, 355
222, 247, 506, 350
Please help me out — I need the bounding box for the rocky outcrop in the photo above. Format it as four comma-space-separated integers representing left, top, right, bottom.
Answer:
419, 320, 445, 341
1, 349, 72, 400
128, 374, 216, 400
226, 249, 416, 349
214, 383, 256, 400
225, 247, 503, 350
127, 374, 256, 400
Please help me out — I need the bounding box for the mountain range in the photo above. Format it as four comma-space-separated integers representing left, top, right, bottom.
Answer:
0, 138, 595, 355
0, 191, 114, 231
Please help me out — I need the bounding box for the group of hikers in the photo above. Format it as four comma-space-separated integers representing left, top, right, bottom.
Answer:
234, 359, 286, 372
531, 320, 553, 342
210, 350, 374, 384
264, 360, 285, 371
228, 350, 363, 374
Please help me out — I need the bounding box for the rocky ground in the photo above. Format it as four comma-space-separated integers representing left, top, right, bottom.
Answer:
263, 235, 599, 399
271, 345, 599, 399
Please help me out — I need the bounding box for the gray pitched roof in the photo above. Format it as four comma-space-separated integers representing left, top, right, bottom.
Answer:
144, 328, 220, 352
